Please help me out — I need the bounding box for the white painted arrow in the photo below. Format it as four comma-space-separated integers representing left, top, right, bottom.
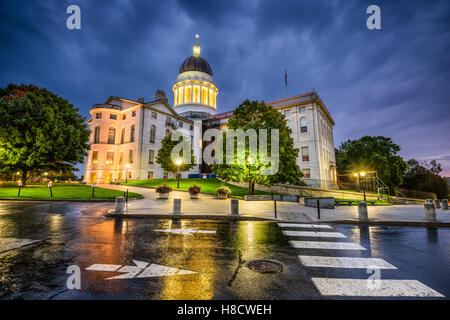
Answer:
86, 260, 197, 280
154, 228, 216, 236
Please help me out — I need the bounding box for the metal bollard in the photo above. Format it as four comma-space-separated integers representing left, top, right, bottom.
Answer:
231, 198, 239, 216
173, 199, 181, 215
424, 203, 436, 221
442, 199, 448, 210
114, 196, 125, 214
434, 199, 441, 209
358, 201, 369, 221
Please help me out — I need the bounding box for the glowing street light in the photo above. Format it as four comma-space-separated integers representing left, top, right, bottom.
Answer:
175, 159, 182, 188
125, 163, 131, 183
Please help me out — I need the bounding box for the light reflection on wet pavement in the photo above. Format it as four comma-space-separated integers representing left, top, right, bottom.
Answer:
0, 201, 449, 300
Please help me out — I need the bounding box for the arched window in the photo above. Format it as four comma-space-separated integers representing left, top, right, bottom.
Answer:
94, 126, 101, 143
150, 125, 156, 143
300, 117, 307, 133
107, 128, 116, 144
185, 86, 191, 103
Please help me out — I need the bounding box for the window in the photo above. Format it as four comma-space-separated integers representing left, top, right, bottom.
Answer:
178, 121, 183, 128
301, 146, 309, 162
128, 171, 132, 179
129, 150, 133, 164
91, 151, 99, 165
201, 87, 208, 104
94, 126, 101, 143
178, 87, 184, 105
130, 125, 135, 142
209, 89, 213, 107
299, 107, 306, 113
107, 128, 116, 144
174, 89, 178, 106
95, 113, 102, 119
163, 172, 169, 179
303, 168, 311, 179
284, 109, 290, 116
119, 152, 123, 165
132, 111, 136, 117
185, 86, 191, 103
150, 125, 156, 143
151, 112, 157, 119
120, 127, 125, 144
148, 171, 154, 179
110, 114, 117, 120
193, 86, 200, 103
190, 125, 194, 131
300, 117, 307, 133
149, 150, 154, 164
122, 114, 126, 120
106, 152, 114, 165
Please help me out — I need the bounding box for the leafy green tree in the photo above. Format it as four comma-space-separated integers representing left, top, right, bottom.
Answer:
211, 100, 304, 195
402, 159, 449, 198
0, 84, 90, 185
156, 133, 195, 179
336, 136, 407, 192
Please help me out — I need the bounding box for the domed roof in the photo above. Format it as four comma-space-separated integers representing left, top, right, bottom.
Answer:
179, 55, 213, 77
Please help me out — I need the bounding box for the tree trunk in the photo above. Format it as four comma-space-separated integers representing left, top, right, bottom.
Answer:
251, 181, 255, 195
21, 170, 28, 186
248, 180, 255, 195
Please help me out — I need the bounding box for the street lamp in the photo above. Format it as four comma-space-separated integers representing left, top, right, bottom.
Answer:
175, 159, 182, 188
125, 163, 131, 183
353, 171, 367, 201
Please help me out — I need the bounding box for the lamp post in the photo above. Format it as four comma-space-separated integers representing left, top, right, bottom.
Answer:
14, 171, 20, 182
354, 171, 366, 201
125, 163, 131, 183
247, 157, 254, 195
175, 159, 182, 189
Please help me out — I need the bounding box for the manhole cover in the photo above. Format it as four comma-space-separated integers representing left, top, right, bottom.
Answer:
248, 260, 283, 273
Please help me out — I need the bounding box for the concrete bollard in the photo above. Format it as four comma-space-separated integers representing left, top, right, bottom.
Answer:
442, 199, 448, 210
358, 201, 369, 221
426, 199, 433, 204
231, 198, 239, 216
434, 199, 441, 209
114, 196, 125, 214
424, 203, 436, 221
173, 199, 181, 215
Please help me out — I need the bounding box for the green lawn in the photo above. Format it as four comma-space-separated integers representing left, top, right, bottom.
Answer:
124, 178, 272, 198
0, 183, 141, 200
334, 198, 391, 205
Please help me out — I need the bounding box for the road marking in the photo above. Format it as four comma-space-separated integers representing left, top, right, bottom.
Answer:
311, 278, 444, 297
298, 256, 397, 269
137, 263, 197, 278
284, 231, 346, 238
154, 228, 216, 236
290, 241, 366, 250
85, 264, 122, 272
0, 238, 42, 253
278, 223, 333, 229
106, 260, 149, 280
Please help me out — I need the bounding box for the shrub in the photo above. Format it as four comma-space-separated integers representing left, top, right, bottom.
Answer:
188, 185, 201, 194
216, 186, 231, 195
155, 185, 172, 193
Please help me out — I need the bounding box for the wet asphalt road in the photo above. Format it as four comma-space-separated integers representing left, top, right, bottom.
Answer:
0, 201, 449, 300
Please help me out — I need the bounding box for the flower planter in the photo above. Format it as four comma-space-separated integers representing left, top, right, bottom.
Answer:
158, 192, 169, 199
217, 193, 228, 199
190, 193, 199, 199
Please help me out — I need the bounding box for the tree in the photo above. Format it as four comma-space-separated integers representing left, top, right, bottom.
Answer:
402, 159, 449, 199
156, 132, 195, 178
211, 100, 304, 195
0, 84, 90, 185
336, 136, 407, 192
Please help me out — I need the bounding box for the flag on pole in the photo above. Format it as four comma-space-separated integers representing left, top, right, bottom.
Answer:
284, 70, 288, 87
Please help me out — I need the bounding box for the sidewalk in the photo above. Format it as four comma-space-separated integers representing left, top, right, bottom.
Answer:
99, 184, 450, 226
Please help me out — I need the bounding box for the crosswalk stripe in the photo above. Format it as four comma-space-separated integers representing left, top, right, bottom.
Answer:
311, 278, 444, 297
290, 240, 366, 250
298, 256, 397, 269
278, 223, 333, 229
284, 230, 347, 238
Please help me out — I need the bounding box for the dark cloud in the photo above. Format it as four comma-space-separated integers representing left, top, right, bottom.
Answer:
1, 0, 449, 175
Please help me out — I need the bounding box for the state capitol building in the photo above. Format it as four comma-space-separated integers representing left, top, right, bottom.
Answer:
84, 36, 337, 189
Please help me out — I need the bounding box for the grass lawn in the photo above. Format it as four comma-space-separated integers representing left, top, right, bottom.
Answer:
124, 178, 272, 198
334, 198, 391, 205
0, 183, 141, 200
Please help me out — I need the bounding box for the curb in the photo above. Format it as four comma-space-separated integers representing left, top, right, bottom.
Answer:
0, 196, 144, 202
315, 219, 450, 228
105, 212, 276, 221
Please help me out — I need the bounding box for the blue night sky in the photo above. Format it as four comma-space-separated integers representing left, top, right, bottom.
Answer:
1, 0, 449, 176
